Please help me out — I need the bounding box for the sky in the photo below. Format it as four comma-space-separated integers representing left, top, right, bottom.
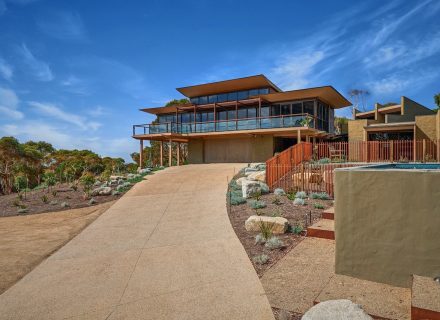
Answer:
0, 0, 439, 161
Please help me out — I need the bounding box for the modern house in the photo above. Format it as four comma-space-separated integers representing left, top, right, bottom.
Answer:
132, 75, 351, 164
349, 96, 439, 142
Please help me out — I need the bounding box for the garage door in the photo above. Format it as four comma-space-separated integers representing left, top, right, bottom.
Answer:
204, 138, 252, 163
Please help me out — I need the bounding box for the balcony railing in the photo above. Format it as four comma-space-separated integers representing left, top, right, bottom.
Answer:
133, 113, 315, 136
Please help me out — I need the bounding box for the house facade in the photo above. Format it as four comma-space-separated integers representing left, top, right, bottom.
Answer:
132, 75, 351, 164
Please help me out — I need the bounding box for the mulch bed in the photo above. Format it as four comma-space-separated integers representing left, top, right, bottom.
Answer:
227, 187, 333, 277
0, 183, 121, 217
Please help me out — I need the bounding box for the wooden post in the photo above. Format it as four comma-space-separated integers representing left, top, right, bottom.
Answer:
413, 126, 417, 162
169, 139, 172, 167
139, 139, 144, 169
422, 139, 426, 163
297, 129, 301, 144
160, 141, 164, 167
177, 142, 180, 166
390, 141, 394, 163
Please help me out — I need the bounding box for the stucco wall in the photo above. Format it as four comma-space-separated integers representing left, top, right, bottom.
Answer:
402, 96, 435, 117
187, 139, 204, 164
334, 168, 440, 288
348, 120, 368, 141
415, 114, 437, 141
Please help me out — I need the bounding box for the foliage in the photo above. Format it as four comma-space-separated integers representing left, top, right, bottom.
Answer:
272, 197, 282, 205
290, 225, 304, 235
41, 195, 49, 204
252, 254, 269, 265
258, 221, 274, 242
248, 200, 266, 209
270, 209, 282, 217
251, 190, 262, 201
293, 198, 306, 206
313, 203, 325, 209
79, 172, 95, 193
295, 191, 307, 199
228, 180, 242, 191
310, 192, 330, 200
434, 93, 440, 113
317, 158, 331, 164
265, 236, 284, 250
164, 99, 190, 107
228, 189, 246, 205
348, 88, 370, 112
286, 192, 296, 201
273, 188, 286, 196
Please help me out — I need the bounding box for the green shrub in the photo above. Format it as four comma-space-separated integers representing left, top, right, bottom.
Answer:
272, 197, 282, 205
41, 195, 49, 204
314, 203, 325, 209
248, 200, 266, 209
51, 190, 57, 197
317, 158, 331, 164
295, 191, 307, 199
251, 190, 262, 201
290, 225, 304, 235
265, 236, 284, 250
286, 192, 296, 200
79, 173, 95, 194
228, 180, 241, 191
258, 221, 274, 242
270, 210, 282, 217
293, 198, 306, 206
252, 254, 269, 265
230, 194, 246, 205
43, 172, 56, 188
310, 192, 330, 200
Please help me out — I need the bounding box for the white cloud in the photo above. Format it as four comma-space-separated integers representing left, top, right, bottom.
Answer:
367, 71, 437, 95
60, 75, 90, 95
0, 58, 13, 80
87, 105, 107, 117
36, 11, 87, 41
0, 87, 23, 119
29, 101, 101, 131
17, 43, 54, 82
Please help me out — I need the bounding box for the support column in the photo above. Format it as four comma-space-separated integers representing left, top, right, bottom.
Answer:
305, 135, 310, 143
312, 137, 316, 144
139, 139, 144, 169
297, 129, 301, 144
177, 142, 180, 166
160, 141, 164, 167
169, 139, 173, 167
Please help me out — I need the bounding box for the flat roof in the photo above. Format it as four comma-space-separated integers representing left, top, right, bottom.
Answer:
176, 74, 282, 98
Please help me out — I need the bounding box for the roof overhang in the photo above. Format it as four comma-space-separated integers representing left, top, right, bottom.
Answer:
176, 74, 282, 98
364, 122, 415, 132
261, 86, 351, 109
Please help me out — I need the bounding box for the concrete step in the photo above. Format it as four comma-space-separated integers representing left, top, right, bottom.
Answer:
411, 275, 440, 320
322, 207, 334, 220
307, 219, 334, 240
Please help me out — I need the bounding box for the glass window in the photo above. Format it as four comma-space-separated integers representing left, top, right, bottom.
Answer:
247, 107, 257, 118
281, 104, 291, 115
249, 89, 259, 97
181, 113, 190, 123
237, 108, 247, 119
198, 96, 208, 104
237, 90, 249, 100
207, 112, 214, 121
227, 110, 236, 120
208, 95, 217, 104
260, 106, 270, 117
190, 97, 199, 105
303, 101, 314, 116
227, 91, 238, 101
217, 93, 228, 103
259, 88, 269, 95
271, 104, 280, 116
217, 111, 227, 120
292, 102, 302, 114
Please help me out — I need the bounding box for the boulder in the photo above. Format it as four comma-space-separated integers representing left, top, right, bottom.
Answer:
93, 180, 102, 187
247, 170, 266, 182
274, 188, 286, 196
137, 168, 151, 174
98, 187, 112, 196
244, 167, 259, 175
302, 300, 372, 320
60, 202, 70, 208
236, 177, 248, 186
111, 190, 121, 196
49, 200, 58, 205
242, 180, 270, 198
17, 208, 28, 214
91, 187, 102, 196
245, 215, 289, 234
88, 198, 97, 205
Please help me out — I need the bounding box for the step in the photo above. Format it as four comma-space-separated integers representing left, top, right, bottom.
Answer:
307, 219, 334, 240
411, 275, 440, 320
322, 207, 334, 220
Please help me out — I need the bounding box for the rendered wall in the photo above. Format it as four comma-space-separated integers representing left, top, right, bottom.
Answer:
334, 169, 440, 288
402, 96, 435, 117
415, 115, 437, 141
188, 139, 204, 164
348, 120, 368, 141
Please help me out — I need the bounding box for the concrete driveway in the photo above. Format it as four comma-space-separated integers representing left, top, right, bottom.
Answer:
0, 164, 274, 320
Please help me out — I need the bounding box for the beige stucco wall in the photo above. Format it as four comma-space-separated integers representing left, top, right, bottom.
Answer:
334, 168, 440, 288
348, 120, 368, 141
188, 135, 273, 163
415, 114, 437, 141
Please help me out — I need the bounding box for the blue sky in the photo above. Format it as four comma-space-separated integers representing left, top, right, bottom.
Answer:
0, 0, 439, 161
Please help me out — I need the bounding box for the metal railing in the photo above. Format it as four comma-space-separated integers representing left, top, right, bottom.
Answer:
132, 113, 314, 136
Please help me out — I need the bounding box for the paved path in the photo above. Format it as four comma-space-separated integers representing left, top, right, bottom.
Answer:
0, 164, 274, 320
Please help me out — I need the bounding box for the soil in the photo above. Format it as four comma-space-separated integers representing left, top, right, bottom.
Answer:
0, 183, 121, 217
0, 201, 115, 294
272, 307, 303, 320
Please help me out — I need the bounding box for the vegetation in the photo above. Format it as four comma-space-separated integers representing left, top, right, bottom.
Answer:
252, 254, 269, 265
310, 192, 330, 200
265, 236, 284, 250
293, 198, 306, 206
348, 88, 370, 112
290, 225, 304, 235
434, 93, 440, 113
248, 200, 266, 209
313, 203, 325, 209
255, 221, 274, 244
272, 197, 282, 205
295, 191, 307, 199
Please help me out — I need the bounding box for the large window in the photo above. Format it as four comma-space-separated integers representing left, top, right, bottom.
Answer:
190, 87, 270, 105
303, 101, 314, 115
292, 102, 302, 114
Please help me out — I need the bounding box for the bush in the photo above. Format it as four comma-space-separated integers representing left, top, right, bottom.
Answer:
251, 190, 262, 201
314, 203, 325, 209
290, 225, 304, 235
259, 183, 270, 194
70, 183, 78, 191
265, 236, 284, 250
43, 172, 56, 188
286, 192, 296, 201
255, 233, 266, 244
252, 254, 269, 265
274, 188, 286, 196
248, 200, 266, 209
41, 195, 49, 204
230, 194, 246, 205
295, 191, 307, 199
228, 180, 241, 191
310, 192, 330, 200
79, 173, 95, 193
270, 210, 282, 217
317, 158, 331, 164
293, 198, 306, 206
272, 197, 282, 205
258, 220, 274, 242
51, 190, 57, 197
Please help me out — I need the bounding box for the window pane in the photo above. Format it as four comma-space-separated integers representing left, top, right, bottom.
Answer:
249, 89, 259, 97
247, 107, 257, 118
281, 104, 291, 115
303, 101, 314, 115
259, 88, 269, 95
271, 104, 280, 116
208, 95, 217, 104
292, 102, 302, 114
260, 106, 270, 117
237, 90, 249, 100
227, 110, 236, 120
237, 108, 247, 119
199, 96, 208, 104
190, 97, 199, 104
227, 91, 238, 101
218, 111, 227, 120
217, 94, 227, 103
207, 112, 214, 121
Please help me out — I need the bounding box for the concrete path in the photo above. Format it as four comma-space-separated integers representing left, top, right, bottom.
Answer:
0, 164, 274, 320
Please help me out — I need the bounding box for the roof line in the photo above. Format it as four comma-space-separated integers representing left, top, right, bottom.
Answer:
270, 85, 351, 106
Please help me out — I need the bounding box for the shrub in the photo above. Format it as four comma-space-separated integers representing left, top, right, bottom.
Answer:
293, 198, 306, 206
228, 180, 241, 191
290, 225, 304, 235
274, 188, 286, 196
17, 193, 23, 201
41, 195, 49, 203
258, 220, 274, 242
259, 183, 270, 194
248, 200, 266, 209
43, 172, 56, 188
310, 192, 330, 200
317, 158, 331, 164
252, 254, 269, 265
265, 236, 284, 250
314, 203, 325, 209
18, 208, 28, 214
270, 210, 282, 217
230, 194, 246, 205
79, 173, 95, 194
12, 199, 21, 207
286, 192, 296, 201
272, 197, 282, 205
255, 233, 266, 244
51, 190, 57, 197
295, 191, 307, 199
251, 190, 262, 201
70, 183, 78, 191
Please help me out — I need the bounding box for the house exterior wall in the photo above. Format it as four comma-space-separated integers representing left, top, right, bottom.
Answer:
348, 119, 368, 141
415, 114, 437, 141
402, 96, 435, 117
187, 139, 204, 164
335, 168, 440, 288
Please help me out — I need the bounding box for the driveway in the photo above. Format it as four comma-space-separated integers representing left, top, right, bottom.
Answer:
0, 164, 274, 320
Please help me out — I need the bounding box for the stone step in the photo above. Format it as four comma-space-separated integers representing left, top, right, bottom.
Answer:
322, 207, 334, 220
411, 275, 440, 320
307, 219, 334, 240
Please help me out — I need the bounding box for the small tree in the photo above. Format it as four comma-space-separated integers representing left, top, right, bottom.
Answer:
434, 93, 440, 113
79, 172, 95, 199
43, 172, 56, 193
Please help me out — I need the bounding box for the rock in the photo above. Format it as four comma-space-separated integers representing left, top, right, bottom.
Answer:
274, 188, 286, 196
137, 168, 151, 174
49, 200, 58, 205
236, 177, 248, 186
247, 170, 266, 182
111, 190, 121, 196
98, 187, 112, 196
110, 175, 125, 180
244, 167, 259, 175
17, 208, 28, 214
93, 180, 102, 187
302, 300, 372, 320
91, 187, 102, 196
242, 180, 269, 198
127, 173, 136, 179
88, 198, 97, 205
60, 202, 70, 208
245, 215, 289, 234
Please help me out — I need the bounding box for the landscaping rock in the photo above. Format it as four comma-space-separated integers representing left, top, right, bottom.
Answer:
88, 198, 97, 205
247, 170, 266, 182
302, 300, 372, 320
244, 167, 259, 175
274, 188, 286, 196
49, 200, 58, 205
93, 180, 102, 187
242, 180, 269, 198
110, 175, 125, 180
98, 187, 112, 196
245, 215, 289, 234
236, 177, 248, 186
17, 208, 28, 214
91, 187, 102, 196
60, 202, 70, 208
111, 190, 121, 196
137, 168, 151, 174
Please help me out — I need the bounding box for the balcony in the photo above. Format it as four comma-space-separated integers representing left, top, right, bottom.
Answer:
133, 113, 315, 136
